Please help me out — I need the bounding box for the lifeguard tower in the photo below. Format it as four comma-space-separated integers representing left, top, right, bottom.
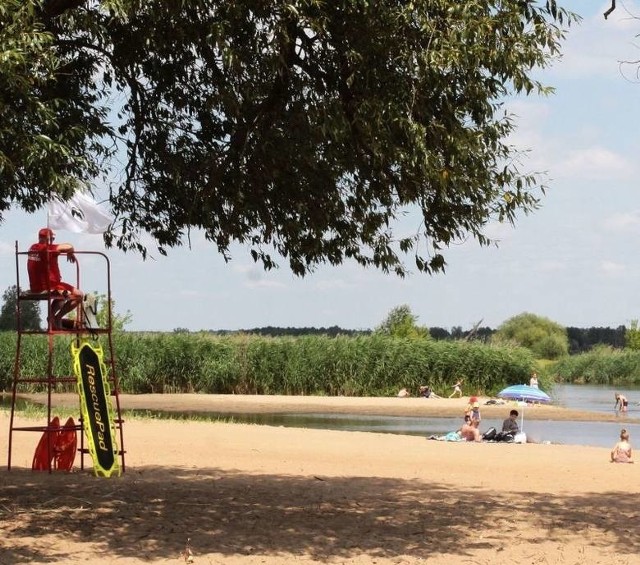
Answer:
7, 241, 126, 475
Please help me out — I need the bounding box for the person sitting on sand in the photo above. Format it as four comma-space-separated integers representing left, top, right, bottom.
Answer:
397, 388, 410, 398
460, 419, 482, 442
611, 429, 634, 463
490, 409, 520, 442
456, 414, 471, 435
429, 416, 468, 442
502, 409, 520, 435
419, 385, 441, 399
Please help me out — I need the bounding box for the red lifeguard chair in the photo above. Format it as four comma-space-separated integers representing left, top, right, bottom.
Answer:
7, 242, 126, 474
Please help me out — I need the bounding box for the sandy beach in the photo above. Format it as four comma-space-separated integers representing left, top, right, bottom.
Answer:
1, 394, 638, 564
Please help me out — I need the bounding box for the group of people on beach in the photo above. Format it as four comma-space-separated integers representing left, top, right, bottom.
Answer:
610, 394, 634, 462
427, 395, 522, 444
457, 406, 521, 443
456, 399, 634, 463
455, 393, 635, 463
396, 379, 466, 399
404, 380, 635, 461
396, 385, 443, 398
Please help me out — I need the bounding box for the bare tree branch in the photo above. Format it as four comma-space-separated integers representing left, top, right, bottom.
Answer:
604, 0, 616, 20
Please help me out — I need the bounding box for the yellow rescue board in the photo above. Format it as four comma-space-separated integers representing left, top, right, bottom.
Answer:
72, 340, 120, 477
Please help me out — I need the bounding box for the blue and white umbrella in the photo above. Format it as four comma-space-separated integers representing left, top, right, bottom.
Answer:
497, 384, 551, 431
498, 384, 551, 404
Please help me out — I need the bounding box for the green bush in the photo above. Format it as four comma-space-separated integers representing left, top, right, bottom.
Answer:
493, 312, 569, 360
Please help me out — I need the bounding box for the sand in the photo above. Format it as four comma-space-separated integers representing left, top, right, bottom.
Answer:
1, 394, 638, 564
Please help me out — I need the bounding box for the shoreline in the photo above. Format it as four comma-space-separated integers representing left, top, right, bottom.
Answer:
16, 392, 640, 423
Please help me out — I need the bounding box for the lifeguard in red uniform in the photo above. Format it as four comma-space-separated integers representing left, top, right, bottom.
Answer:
27, 227, 83, 329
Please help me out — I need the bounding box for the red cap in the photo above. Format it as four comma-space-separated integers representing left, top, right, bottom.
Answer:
38, 227, 54, 239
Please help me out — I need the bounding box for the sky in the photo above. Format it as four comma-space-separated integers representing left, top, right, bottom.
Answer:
2, 0, 640, 333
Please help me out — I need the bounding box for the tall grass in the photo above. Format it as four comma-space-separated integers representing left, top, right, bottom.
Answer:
551, 345, 640, 385
0, 331, 536, 396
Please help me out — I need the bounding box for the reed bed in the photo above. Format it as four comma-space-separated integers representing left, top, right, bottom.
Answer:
551, 345, 640, 385
0, 332, 535, 397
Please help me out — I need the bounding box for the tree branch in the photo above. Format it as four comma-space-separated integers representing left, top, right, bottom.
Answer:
604, 0, 616, 20
42, 0, 87, 18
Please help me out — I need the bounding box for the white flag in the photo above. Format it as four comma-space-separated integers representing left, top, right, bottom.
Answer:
47, 192, 113, 234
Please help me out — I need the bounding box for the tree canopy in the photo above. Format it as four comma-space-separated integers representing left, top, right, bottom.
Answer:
493, 311, 569, 360
1, 0, 576, 275
375, 304, 430, 340
0, 285, 42, 331
625, 320, 640, 351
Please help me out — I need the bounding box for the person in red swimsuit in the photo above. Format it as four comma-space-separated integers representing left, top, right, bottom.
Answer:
27, 227, 83, 329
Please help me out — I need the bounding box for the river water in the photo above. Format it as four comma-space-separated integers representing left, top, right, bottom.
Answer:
193, 383, 640, 448
6, 384, 640, 448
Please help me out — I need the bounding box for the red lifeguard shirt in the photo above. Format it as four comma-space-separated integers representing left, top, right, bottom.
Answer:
27, 243, 63, 292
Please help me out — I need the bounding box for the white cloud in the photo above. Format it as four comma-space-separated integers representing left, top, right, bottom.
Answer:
505, 100, 548, 150
313, 279, 356, 291
178, 289, 205, 298
229, 261, 289, 288
483, 221, 516, 242
244, 279, 287, 289
506, 100, 552, 128
0, 241, 15, 256
599, 260, 626, 276
536, 260, 568, 273
602, 210, 640, 232
231, 264, 252, 275
555, 146, 634, 179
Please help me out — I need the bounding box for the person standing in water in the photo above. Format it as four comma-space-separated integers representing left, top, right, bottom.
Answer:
614, 393, 628, 414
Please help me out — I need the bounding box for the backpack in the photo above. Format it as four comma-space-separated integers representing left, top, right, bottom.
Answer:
494, 431, 515, 443
482, 427, 497, 441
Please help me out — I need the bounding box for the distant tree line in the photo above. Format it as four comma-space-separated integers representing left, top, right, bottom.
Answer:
207, 324, 626, 354
210, 326, 370, 338
434, 325, 626, 354
429, 326, 495, 343
565, 326, 626, 354
0, 283, 626, 354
